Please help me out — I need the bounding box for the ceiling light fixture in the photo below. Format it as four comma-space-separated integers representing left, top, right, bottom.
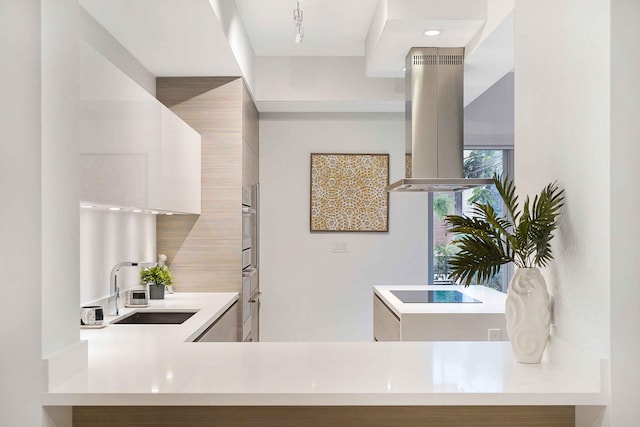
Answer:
424, 29, 441, 36
293, 0, 303, 43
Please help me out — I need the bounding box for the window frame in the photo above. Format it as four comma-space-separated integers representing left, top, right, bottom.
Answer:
427, 148, 514, 291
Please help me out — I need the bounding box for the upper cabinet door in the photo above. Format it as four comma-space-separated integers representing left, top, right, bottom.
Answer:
79, 41, 201, 214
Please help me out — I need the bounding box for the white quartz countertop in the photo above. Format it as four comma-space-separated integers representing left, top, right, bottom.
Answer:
44, 292, 604, 407
374, 285, 507, 317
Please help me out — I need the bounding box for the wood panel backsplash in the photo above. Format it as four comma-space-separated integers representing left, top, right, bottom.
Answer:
155, 77, 258, 295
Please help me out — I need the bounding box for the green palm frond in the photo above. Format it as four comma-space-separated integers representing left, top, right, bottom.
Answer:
447, 234, 511, 286
493, 173, 520, 223
444, 174, 565, 286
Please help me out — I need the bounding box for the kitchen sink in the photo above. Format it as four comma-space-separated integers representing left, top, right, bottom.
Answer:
112, 310, 198, 325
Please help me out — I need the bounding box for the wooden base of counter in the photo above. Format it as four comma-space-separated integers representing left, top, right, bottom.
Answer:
74, 405, 574, 426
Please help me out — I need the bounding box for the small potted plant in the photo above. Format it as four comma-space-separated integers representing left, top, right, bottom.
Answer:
140, 264, 174, 300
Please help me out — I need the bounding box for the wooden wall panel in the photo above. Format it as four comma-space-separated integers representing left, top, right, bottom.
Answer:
241, 82, 259, 191
156, 78, 243, 294
74, 405, 575, 427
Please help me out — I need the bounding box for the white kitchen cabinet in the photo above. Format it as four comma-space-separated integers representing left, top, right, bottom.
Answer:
194, 301, 239, 342
79, 41, 201, 214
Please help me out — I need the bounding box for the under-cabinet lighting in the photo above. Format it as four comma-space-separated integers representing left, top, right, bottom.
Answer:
132, 209, 142, 213
150, 211, 160, 215
424, 29, 441, 36
108, 207, 121, 211
80, 204, 93, 209
165, 212, 174, 216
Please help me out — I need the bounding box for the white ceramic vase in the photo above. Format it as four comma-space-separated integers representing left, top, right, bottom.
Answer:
505, 267, 551, 364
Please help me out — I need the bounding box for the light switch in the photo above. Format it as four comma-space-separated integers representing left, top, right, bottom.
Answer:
331, 241, 348, 253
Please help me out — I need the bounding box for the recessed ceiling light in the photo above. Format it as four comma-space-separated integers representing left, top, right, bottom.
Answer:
424, 30, 441, 36
108, 207, 121, 211
402, 67, 406, 72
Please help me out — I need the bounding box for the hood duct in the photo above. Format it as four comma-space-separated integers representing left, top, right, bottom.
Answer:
387, 47, 492, 192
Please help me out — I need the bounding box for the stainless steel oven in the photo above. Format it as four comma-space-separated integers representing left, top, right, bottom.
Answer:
242, 266, 256, 341
241, 185, 260, 342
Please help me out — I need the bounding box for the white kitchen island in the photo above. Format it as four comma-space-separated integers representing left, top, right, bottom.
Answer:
43, 292, 605, 427
374, 285, 508, 341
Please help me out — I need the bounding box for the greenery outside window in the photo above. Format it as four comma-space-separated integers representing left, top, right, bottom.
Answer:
428, 149, 514, 292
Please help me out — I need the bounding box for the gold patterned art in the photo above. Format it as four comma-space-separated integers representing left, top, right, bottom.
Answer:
310, 153, 389, 232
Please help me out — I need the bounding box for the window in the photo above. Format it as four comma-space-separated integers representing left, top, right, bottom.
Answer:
428, 149, 514, 292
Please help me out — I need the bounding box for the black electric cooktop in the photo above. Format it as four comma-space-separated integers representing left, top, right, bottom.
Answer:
390, 290, 481, 304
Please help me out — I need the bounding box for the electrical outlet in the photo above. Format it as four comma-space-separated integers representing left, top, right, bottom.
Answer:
488, 329, 502, 341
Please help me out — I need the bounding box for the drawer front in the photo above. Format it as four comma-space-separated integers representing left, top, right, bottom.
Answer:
373, 294, 400, 341
195, 302, 239, 342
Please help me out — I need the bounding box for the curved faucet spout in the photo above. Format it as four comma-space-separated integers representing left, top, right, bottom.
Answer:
108, 261, 155, 315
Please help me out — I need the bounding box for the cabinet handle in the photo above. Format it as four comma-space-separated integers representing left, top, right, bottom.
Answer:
249, 292, 261, 303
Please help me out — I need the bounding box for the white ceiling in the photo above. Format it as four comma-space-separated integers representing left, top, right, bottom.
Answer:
80, 0, 514, 110
234, 0, 379, 56
80, 0, 241, 77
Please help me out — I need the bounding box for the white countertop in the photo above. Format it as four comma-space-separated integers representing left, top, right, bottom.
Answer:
374, 285, 507, 317
43, 292, 604, 407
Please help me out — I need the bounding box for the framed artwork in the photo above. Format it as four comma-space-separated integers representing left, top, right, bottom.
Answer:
310, 153, 389, 232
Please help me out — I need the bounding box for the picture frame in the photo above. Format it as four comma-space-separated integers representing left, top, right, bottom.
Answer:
310, 153, 389, 232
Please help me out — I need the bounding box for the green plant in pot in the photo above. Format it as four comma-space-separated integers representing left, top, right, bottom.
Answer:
444, 174, 565, 364
140, 264, 174, 300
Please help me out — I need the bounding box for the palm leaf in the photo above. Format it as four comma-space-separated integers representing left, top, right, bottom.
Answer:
447, 234, 511, 286
444, 174, 565, 285
493, 173, 520, 223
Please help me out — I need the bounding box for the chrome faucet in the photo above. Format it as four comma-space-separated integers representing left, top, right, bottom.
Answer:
108, 261, 155, 315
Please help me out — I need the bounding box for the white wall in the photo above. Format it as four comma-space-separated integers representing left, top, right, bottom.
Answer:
80, 210, 156, 304
259, 112, 428, 341
41, 0, 81, 360
209, 0, 256, 92
255, 56, 404, 112
0, 1, 44, 425
514, 0, 611, 425
610, 0, 640, 425
515, 0, 610, 357
0, 2, 158, 424
80, 6, 156, 96
1, 0, 83, 425
464, 72, 514, 148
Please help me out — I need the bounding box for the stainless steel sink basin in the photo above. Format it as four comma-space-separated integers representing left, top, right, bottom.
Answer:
112, 310, 198, 325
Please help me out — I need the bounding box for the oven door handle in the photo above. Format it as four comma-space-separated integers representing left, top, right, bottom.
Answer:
249, 292, 261, 303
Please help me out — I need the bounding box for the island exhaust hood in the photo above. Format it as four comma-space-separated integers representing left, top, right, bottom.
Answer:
387, 47, 492, 192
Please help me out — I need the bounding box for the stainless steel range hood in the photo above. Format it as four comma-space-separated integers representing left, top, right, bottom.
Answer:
387, 47, 492, 192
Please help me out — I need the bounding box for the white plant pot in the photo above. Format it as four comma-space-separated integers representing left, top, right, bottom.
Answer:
505, 267, 551, 364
